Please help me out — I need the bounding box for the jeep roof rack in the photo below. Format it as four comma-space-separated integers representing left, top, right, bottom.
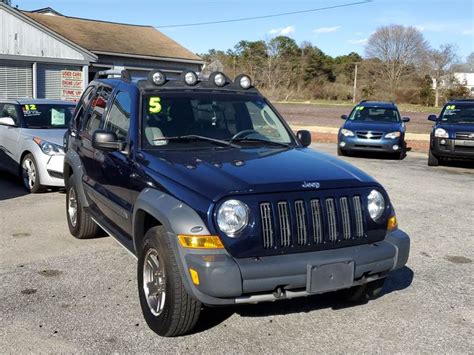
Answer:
94, 69, 131, 81
449, 98, 474, 102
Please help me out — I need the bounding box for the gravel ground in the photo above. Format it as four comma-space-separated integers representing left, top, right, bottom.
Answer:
0, 144, 473, 353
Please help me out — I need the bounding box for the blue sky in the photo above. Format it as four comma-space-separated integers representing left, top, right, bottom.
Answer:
18, 0, 474, 60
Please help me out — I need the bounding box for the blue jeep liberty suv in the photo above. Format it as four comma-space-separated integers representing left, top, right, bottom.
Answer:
63, 70, 410, 337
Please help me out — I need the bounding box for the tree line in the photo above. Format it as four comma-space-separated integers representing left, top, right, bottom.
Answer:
200, 24, 472, 106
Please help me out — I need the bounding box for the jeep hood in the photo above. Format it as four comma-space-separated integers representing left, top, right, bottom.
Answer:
143, 147, 378, 201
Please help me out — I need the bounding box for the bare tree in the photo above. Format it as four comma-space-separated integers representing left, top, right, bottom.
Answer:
365, 25, 429, 91
428, 44, 459, 107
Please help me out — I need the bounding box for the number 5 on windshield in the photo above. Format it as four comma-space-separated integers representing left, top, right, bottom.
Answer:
149, 97, 162, 113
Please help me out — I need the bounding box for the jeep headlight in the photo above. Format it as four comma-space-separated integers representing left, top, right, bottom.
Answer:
33, 137, 64, 156
385, 131, 401, 139
340, 129, 354, 137
434, 128, 449, 138
217, 199, 249, 236
368, 190, 385, 221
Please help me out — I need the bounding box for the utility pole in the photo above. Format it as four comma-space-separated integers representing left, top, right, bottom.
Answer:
352, 62, 360, 103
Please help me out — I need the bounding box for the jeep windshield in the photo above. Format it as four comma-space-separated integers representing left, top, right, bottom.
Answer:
142, 93, 294, 149
349, 107, 400, 123
21, 103, 75, 129
441, 104, 474, 124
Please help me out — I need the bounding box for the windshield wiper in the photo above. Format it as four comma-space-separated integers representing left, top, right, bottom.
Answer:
154, 135, 240, 148
230, 137, 291, 148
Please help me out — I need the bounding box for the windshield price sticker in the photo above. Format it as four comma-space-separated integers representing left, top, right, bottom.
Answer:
22, 104, 41, 116
149, 97, 162, 113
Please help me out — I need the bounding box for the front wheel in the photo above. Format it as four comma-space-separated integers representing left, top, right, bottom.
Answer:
337, 146, 346, 156
138, 226, 201, 337
428, 148, 439, 166
21, 153, 45, 193
66, 175, 100, 239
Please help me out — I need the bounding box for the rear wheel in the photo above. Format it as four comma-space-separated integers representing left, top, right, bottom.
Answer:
339, 278, 385, 303
138, 226, 201, 337
428, 149, 439, 166
21, 154, 45, 193
66, 175, 100, 239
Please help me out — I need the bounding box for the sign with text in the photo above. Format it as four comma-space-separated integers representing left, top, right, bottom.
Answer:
61, 70, 83, 102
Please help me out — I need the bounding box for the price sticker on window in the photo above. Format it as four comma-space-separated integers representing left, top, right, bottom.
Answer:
149, 97, 162, 113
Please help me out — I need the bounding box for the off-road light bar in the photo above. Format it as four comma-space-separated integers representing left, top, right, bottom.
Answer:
183, 71, 199, 86
149, 70, 166, 86
235, 74, 252, 89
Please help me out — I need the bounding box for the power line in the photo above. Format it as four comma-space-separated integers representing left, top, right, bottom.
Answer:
155, 0, 373, 28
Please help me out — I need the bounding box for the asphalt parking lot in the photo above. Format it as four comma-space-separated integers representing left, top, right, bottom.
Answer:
0, 143, 473, 353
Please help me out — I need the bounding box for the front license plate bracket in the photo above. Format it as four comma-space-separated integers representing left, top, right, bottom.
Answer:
306, 261, 355, 294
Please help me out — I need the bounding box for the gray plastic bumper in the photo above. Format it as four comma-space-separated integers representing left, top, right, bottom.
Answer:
180, 229, 410, 305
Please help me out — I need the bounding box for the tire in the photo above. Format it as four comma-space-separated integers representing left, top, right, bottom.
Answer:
397, 144, 406, 160
21, 153, 45, 193
339, 278, 385, 304
428, 148, 439, 166
138, 226, 201, 337
66, 175, 100, 239
337, 146, 346, 156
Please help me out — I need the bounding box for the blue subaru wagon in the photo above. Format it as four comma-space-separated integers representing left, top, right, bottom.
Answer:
338, 101, 410, 159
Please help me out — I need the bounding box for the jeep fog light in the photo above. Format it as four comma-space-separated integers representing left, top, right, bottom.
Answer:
368, 190, 385, 221
340, 141, 346, 147
217, 199, 249, 236
392, 145, 399, 151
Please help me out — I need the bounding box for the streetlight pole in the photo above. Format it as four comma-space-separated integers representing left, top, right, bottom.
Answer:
352, 62, 360, 103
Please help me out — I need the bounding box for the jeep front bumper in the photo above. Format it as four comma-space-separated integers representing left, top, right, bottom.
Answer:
176, 229, 410, 305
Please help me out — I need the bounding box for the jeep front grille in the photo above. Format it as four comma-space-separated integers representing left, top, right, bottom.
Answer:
260, 195, 366, 249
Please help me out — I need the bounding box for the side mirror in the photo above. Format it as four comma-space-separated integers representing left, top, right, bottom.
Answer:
0, 116, 16, 127
402, 117, 410, 123
297, 130, 312, 147
92, 130, 124, 151
427, 114, 437, 122
341, 114, 348, 120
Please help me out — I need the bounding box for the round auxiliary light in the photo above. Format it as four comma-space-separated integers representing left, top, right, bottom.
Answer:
212, 72, 227, 87
184, 71, 198, 86
149, 70, 166, 86
367, 190, 385, 221
235, 74, 252, 89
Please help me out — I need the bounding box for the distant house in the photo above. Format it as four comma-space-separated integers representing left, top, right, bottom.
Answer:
454, 73, 474, 95
0, 3, 204, 100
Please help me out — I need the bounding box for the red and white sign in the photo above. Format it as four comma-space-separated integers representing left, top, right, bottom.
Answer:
61, 70, 83, 102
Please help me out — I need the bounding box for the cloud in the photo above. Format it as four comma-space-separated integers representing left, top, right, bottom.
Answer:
268, 26, 295, 36
348, 38, 368, 45
462, 29, 474, 35
414, 25, 425, 32
313, 26, 341, 34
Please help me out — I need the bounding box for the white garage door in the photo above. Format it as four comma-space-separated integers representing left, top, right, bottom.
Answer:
0, 61, 33, 99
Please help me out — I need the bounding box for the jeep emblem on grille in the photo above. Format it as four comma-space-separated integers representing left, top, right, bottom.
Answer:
302, 181, 321, 189
469, 133, 474, 139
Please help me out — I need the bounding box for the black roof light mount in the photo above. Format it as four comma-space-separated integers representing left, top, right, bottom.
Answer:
94, 69, 131, 81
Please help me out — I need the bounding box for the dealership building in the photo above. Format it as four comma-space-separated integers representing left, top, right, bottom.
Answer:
0, 3, 204, 101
